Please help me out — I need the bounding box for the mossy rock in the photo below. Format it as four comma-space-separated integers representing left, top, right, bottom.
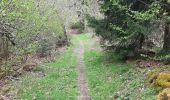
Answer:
157, 88, 170, 100
156, 72, 170, 88
146, 70, 160, 85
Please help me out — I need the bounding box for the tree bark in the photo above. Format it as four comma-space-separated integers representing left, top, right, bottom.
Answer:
64, 25, 69, 46
163, 23, 170, 52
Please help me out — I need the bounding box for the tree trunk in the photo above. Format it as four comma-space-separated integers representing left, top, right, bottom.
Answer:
138, 33, 145, 49
133, 33, 145, 52
64, 25, 69, 46
163, 23, 170, 52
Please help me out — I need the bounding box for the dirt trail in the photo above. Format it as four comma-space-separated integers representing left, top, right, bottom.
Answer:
75, 41, 91, 100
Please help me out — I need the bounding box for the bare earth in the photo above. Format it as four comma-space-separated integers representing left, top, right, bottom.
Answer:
75, 41, 91, 100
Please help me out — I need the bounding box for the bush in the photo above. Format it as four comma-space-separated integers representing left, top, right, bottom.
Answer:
164, 54, 170, 65
0, 0, 67, 78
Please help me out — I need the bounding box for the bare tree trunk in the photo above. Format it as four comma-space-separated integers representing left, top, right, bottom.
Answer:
64, 26, 69, 46
163, 23, 170, 52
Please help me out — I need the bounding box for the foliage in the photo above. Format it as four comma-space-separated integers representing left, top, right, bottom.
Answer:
15, 40, 77, 99
165, 54, 170, 59
87, 0, 162, 58
0, 0, 67, 77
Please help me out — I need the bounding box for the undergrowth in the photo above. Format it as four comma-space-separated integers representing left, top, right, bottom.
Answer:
13, 35, 79, 100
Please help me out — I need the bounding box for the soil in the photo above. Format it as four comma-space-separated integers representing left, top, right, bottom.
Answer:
75, 41, 91, 100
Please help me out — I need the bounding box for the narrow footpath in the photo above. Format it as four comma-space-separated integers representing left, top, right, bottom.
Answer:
75, 41, 91, 100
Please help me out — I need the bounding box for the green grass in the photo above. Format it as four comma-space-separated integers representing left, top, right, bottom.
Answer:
15, 36, 79, 100
82, 34, 158, 100
13, 34, 158, 100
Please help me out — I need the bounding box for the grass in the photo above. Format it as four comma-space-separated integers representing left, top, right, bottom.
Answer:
82, 34, 158, 100
14, 35, 79, 100
13, 33, 158, 100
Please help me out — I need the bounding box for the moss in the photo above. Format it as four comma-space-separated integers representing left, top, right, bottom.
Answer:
146, 70, 160, 85
157, 88, 170, 100
156, 72, 170, 88
147, 72, 170, 100
146, 71, 170, 88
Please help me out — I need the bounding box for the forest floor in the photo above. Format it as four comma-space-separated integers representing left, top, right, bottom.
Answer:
1, 34, 160, 100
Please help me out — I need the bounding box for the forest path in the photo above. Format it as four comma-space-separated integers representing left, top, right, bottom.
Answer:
74, 40, 91, 100
11, 34, 93, 100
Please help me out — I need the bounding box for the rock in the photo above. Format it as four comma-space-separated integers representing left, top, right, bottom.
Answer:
147, 71, 170, 88
146, 70, 160, 85
156, 72, 170, 88
157, 88, 170, 100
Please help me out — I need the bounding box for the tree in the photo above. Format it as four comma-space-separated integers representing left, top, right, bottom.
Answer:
88, 0, 156, 58
161, 1, 170, 52
88, 0, 170, 57
0, 0, 67, 77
